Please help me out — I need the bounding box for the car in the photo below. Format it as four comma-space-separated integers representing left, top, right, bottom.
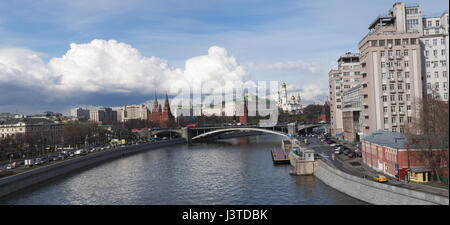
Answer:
6, 164, 13, 170
348, 153, 357, 158
330, 143, 336, 147
373, 174, 388, 183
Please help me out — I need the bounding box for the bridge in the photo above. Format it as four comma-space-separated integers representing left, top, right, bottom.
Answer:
150, 123, 327, 144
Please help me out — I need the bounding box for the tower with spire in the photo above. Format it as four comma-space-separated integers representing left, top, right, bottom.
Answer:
239, 92, 248, 125
150, 91, 162, 126
160, 92, 175, 128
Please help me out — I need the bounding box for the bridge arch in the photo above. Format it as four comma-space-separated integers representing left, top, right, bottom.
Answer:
191, 127, 290, 140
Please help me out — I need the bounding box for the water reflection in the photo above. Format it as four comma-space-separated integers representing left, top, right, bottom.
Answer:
1, 134, 366, 205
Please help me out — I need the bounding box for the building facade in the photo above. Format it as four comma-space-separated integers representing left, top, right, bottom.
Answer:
0, 117, 64, 145
342, 84, 363, 144
361, 130, 448, 181
120, 104, 149, 122
421, 11, 449, 101
329, 52, 361, 137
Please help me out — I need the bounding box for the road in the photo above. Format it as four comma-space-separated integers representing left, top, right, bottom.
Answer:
296, 135, 449, 197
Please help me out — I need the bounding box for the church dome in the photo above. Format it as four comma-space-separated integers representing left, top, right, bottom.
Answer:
291, 95, 295, 100
282, 82, 286, 88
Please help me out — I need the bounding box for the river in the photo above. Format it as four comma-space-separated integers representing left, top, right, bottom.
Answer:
1, 134, 366, 205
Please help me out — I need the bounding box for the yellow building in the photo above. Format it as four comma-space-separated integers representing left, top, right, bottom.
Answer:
408, 167, 432, 183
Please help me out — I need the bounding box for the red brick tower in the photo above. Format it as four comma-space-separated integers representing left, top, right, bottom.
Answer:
150, 92, 162, 127
160, 93, 175, 128
239, 93, 248, 125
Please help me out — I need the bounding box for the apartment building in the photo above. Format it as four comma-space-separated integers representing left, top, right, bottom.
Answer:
90, 107, 117, 124
329, 52, 361, 138
120, 104, 149, 122
358, 3, 426, 135
421, 11, 449, 100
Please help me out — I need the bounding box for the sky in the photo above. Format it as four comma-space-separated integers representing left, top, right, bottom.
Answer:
0, 0, 448, 114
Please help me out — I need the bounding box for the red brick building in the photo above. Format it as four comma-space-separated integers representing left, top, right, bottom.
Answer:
160, 93, 175, 128
239, 94, 248, 125
361, 130, 448, 181
149, 92, 175, 128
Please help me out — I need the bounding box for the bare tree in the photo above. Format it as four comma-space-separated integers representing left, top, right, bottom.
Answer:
404, 90, 449, 183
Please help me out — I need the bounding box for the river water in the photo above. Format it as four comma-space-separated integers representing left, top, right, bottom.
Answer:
1, 134, 366, 205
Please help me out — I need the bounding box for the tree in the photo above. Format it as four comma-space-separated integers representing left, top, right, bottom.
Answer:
404, 92, 449, 183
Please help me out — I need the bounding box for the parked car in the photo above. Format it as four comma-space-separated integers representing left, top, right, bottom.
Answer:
334, 148, 342, 154
6, 164, 13, 170
330, 143, 336, 147
348, 152, 357, 158
373, 174, 388, 183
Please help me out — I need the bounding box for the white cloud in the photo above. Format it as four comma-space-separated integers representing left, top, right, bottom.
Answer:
0, 39, 249, 98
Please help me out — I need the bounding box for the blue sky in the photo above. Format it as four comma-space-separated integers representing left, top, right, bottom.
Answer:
0, 0, 448, 114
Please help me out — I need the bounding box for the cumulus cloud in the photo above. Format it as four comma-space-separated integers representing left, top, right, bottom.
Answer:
0, 39, 249, 98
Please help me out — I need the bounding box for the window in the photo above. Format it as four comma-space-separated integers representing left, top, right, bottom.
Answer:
397, 72, 402, 79
427, 21, 432, 27
434, 61, 438, 68
426, 62, 430, 68
445, 93, 448, 100
405, 72, 410, 78
396, 50, 401, 56
371, 40, 377, 47
384, 117, 389, 124
407, 116, 412, 123
427, 83, 431, 89
404, 61, 409, 67
398, 95, 403, 101
391, 116, 396, 123
426, 72, 431, 78
388, 50, 393, 57
402, 39, 409, 45
411, 38, 417, 45
435, 72, 439, 78
395, 39, 401, 46
399, 116, 404, 123
354, 72, 360, 75
406, 94, 411, 101
406, 83, 411, 90
425, 40, 430, 46
382, 84, 387, 91
434, 50, 438, 57
379, 40, 385, 46
433, 39, 437, 46
383, 107, 388, 113
443, 82, 447, 89
406, 19, 418, 30
442, 39, 445, 45
391, 106, 396, 113
399, 106, 404, 113
442, 61, 447, 67
389, 71, 394, 79
343, 72, 350, 76
390, 95, 395, 101
425, 50, 429, 57
398, 83, 403, 90
436, 20, 440, 27
442, 49, 446, 56
344, 85, 351, 89
382, 73, 386, 79
435, 28, 440, 34
380, 51, 385, 58
382, 96, 387, 102
407, 105, 411, 110
443, 71, 447, 78
404, 50, 408, 56
390, 83, 395, 90
381, 62, 386, 68
435, 82, 439, 89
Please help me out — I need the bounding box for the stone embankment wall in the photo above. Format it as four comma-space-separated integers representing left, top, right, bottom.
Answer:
289, 152, 318, 175
314, 159, 449, 205
0, 138, 186, 199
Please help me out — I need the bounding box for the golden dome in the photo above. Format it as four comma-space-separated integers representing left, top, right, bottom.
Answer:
282, 82, 286, 88
291, 95, 295, 100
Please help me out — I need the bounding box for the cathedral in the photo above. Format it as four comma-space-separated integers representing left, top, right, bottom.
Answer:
276, 82, 303, 115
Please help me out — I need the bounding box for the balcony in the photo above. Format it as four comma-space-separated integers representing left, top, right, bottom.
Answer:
396, 55, 402, 60
398, 89, 404, 93
392, 111, 397, 116
400, 111, 405, 115
390, 78, 396, 83
397, 65, 403, 70
389, 67, 395, 71
392, 122, 397, 126
390, 89, 396, 93
397, 77, 403, 81
398, 100, 404, 104
388, 55, 394, 60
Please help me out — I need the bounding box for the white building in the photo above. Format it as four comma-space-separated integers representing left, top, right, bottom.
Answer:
276, 82, 303, 114
0, 117, 64, 144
